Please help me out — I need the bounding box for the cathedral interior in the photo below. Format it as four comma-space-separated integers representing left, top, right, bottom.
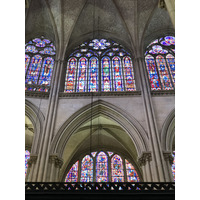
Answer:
24, 0, 175, 199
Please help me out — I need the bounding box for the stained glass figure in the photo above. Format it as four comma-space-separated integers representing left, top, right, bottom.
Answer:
25, 55, 42, 86
156, 55, 173, 90
65, 57, 77, 92
125, 159, 139, 182
77, 57, 87, 92
107, 151, 113, 157
65, 161, 79, 182
145, 55, 161, 90
172, 151, 175, 181
80, 155, 93, 182
25, 37, 56, 92
25, 150, 30, 176
38, 57, 54, 90
101, 57, 112, 92
166, 54, 175, 85
112, 57, 124, 91
25, 54, 30, 73
123, 56, 136, 91
111, 155, 124, 182
88, 57, 98, 92
96, 151, 108, 182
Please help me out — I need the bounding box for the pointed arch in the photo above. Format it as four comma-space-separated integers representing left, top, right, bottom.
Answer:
50, 100, 149, 159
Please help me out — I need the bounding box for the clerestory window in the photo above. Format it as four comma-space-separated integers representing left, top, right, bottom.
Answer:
145, 36, 175, 90
64, 39, 136, 93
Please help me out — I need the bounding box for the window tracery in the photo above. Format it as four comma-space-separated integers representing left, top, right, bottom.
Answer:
64, 39, 136, 93
25, 36, 56, 92
145, 36, 175, 90
64, 151, 140, 182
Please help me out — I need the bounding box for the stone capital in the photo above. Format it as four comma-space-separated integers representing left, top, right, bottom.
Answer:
163, 151, 174, 165
27, 154, 38, 167
138, 151, 152, 166
49, 154, 63, 168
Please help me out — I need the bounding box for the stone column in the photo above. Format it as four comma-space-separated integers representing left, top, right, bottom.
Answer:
135, 57, 167, 182
138, 152, 152, 182
55, 157, 64, 182
49, 154, 58, 182
26, 154, 38, 182
163, 151, 174, 182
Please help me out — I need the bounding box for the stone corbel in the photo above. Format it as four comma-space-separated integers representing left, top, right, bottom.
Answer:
27, 154, 38, 167
158, 0, 166, 9
163, 151, 174, 165
49, 154, 63, 169
138, 152, 152, 166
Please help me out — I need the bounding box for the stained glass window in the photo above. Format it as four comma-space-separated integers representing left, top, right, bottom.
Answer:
125, 159, 140, 182
25, 150, 30, 176
145, 36, 175, 90
77, 57, 88, 92
65, 161, 79, 182
80, 155, 93, 182
96, 151, 108, 182
25, 36, 56, 92
111, 154, 124, 182
172, 151, 175, 181
65, 151, 140, 182
64, 39, 136, 93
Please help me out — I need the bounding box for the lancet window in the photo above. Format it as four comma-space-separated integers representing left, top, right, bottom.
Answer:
25, 36, 56, 92
145, 36, 175, 90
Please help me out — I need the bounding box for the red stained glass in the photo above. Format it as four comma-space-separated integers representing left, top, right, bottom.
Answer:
125, 159, 139, 182
156, 55, 173, 90
25, 150, 30, 176
65, 57, 77, 92
81, 155, 93, 182
96, 151, 108, 182
25, 54, 30, 73
101, 57, 112, 92
172, 151, 175, 181
65, 161, 79, 182
166, 54, 175, 85
111, 154, 124, 182
88, 57, 98, 92
77, 57, 87, 92
123, 56, 136, 91
112, 57, 123, 91
145, 55, 161, 90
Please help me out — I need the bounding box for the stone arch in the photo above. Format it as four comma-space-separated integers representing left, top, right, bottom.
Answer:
25, 99, 45, 154
161, 108, 175, 152
51, 100, 149, 158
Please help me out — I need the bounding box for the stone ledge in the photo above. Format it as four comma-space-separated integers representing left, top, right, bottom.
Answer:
25, 91, 50, 98
151, 90, 175, 96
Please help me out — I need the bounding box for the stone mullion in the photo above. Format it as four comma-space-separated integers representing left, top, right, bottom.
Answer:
122, 158, 127, 182
78, 158, 81, 181
138, 57, 167, 181
93, 156, 96, 182
108, 155, 111, 182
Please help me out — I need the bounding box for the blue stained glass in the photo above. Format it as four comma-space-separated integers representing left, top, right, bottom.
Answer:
89, 39, 111, 50
101, 57, 112, 92
149, 45, 168, 54
25, 45, 38, 53
145, 55, 161, 90
86, 53, 92, 57
25, 54, 30, 73
25, 55, 42, 85
81, 155, 93, 182
25, 150, 30, 176
75, 53, 82, 57
39, 47, 55, 55
88, 57, 98, 92
166, 54, 175, 85
111, 154, 124, 182
112, 57, 124, 91
123, 56, 136, 91
65, 161, 79, 182
77, 57, 87, 92
38, 57, 54, 87
172, 151, 175, 181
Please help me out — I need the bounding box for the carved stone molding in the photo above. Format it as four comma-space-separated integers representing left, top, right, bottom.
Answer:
27, 154, 38, 167
138, 152, 152, 166
163, 151, 174, 165
158, 0, 166, 9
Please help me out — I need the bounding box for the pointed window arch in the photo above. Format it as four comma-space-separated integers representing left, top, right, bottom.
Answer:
111, 154, 124, 182
64, 39, 136, 93
80, 155, 93, 182
25, 36, 56, 92
65, 161, 79, 182
145, 36, 175, 90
